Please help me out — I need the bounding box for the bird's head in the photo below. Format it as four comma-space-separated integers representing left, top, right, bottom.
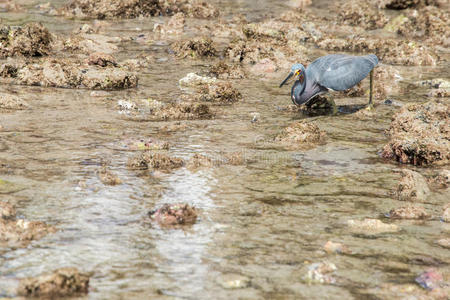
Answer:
279, 63, 306, 88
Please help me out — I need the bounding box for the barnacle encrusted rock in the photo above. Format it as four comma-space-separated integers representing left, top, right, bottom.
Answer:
382, 100, 449, 166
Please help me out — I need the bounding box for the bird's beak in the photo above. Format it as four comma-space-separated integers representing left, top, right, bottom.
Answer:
279, 72, 294, 88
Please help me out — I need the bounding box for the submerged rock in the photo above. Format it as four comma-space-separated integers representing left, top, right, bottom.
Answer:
0, 201, 16, 219
442, 205, 450, 223
0, 23, 53, 58
97, 166, 121, 185
179, 72, 216, 87
61, 0, 219, 19
187, 153, 214, 170
275, 121, 326, 150
397, 169, 430, 201
0, 218, 56, 245
347, 218, 399, 235
303, 261, 337, 284
415, 269, 443, 290
429, 170, 450, 189
2, 58, 138, 90
127, 151, 184, 171
216, 273, 251, 289
171, 37, 217, 58
18, 268, 89, 298
387, 205, 429, 219
382, 100, 449, 166
428, 89, 450, 98
0, 93, 29, 110
323, 241, 351, 254
437, 238, 450, 249
123, 138, 169, 151
148, 203, 197, 226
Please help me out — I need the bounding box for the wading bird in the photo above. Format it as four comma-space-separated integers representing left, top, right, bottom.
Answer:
279, 54, 378, 109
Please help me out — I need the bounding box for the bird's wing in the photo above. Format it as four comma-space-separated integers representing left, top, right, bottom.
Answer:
309, 54, 378, 91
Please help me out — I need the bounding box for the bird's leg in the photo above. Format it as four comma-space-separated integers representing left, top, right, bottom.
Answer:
366, 69, 374, 110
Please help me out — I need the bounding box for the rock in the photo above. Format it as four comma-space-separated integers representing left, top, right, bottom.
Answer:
187, 153, 214, 170
97, 167, 121, 185
123, 138, 169, 151
159, 121, 188, 133
17, 268, 89, 298
318, 36, 437, 66
179, 73, 216, 87
88, 52, 117, 67
375, 0, 421, 9
146, 100, 214, 121
148, 203, 197, 226
387, 205, 429, 219
347, 218, 399, 235
429, 170, 450, 189
242, 20, 287, 41
90, 90, 111, 97
127, 152, 184, 171
153, 12, 185, 36
0, 23, 52, 58
415, 269, 443, 290
428, 89, 450, 98
337, 0, 388, 30
61, 0, 219, 19
323, 241, 351, 254
0, 218, 56, 245
195, 82, 242, 104
275, 121, 326, 150
249, 58, 278, 76
382, 100, 449, 166
0, 93, 28, 110
437, 238, 450, 249
209, 62, 246, 79
442, 205, 450, 222
171, 37, 217, 58
216, 274, 251, 289
384, 14, 409, 32
62, 34, 118, 54
0, 201, 16, 219
12, 58, 138, 90
417, 78, 450, 89
397, 169, 430, 201
303, 261, 337, 284
223, 151, 246, 166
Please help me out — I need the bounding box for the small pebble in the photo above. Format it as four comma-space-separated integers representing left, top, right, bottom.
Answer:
216, 274, 250, 289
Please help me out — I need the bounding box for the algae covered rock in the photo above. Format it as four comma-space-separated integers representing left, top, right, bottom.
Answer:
382, 100, 449, 166
0, 23, 53, 58
397, 169, 430, 201
18, 268, 89, 298
387, 205, 429, 219
275, 121, 326, 150
6, 58, 138, 90
61, 0, 219, 19
171, 37, 217, 58
127, 151, 184, 171
148, 203, 197, 226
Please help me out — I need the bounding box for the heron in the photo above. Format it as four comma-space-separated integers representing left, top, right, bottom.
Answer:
279, 54, 378, 109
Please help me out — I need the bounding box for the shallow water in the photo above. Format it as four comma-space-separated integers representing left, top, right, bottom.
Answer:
0, 0, 449, 299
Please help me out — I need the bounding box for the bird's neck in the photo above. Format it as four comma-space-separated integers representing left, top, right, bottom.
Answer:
291, 78, 306, 105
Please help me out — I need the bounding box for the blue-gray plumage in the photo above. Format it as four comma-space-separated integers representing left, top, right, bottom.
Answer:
280, 54, 378, 107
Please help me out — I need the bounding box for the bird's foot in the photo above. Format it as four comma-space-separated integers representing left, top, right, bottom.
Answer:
365, 103, 374, 111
